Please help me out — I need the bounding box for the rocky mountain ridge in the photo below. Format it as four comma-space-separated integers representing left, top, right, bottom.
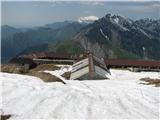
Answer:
73, 14, 160, 60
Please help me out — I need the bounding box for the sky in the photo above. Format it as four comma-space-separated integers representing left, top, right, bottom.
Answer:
2, 0, 160, 28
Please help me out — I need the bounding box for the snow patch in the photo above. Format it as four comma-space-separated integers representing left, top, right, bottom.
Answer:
100, 28, 109, 40
113, 17, 119, 24
139, 28, 151, 39
117, 24, 129, 31
110, 17, 129, 31
78, 16, 99, 23
44, 65, 72, 81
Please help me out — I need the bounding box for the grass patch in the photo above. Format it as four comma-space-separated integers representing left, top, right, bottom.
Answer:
139, 77, 160, 87
113, 47, 140, 60
49, 40, 84, 55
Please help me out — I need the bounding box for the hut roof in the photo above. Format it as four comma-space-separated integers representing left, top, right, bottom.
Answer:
9, 57, 35, 65
70, 54, 110, 80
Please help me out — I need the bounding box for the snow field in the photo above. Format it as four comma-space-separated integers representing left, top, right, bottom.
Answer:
0, 68, 160, 119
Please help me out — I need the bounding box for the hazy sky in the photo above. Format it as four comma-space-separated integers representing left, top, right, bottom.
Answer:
2, 1, 160, 28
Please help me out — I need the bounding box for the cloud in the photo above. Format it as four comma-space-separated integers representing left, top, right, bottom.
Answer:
2, 0, 157, 1
79, 1, 105, 6
84, 10, 90, 14
32, 4, 43, 7
49, 1, 63, 4
152, 3, 160, 8
91, 2, 105, 6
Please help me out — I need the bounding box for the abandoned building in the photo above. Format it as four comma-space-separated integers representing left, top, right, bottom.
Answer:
9, 57, 37, 71
70, 54, 111, 80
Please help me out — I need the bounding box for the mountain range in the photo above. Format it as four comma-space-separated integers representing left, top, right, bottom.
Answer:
74, 14, 160, 59
1, 14, 160, 63
1, 21, 85, 63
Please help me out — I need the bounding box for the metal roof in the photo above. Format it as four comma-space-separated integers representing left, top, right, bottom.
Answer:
105, 59, 160, 68
21, 52, 75, 60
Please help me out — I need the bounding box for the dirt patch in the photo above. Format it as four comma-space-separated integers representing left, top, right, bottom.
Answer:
1, 64, 27, 74
27, 71, 65, 84
31, 64, 60, 72
1, 64, 65, 84
0, 114, 11, 120
1, 64, 60, 74
28, 64, 65, 83
139, 77, 160, 87
62, 72, 71, 80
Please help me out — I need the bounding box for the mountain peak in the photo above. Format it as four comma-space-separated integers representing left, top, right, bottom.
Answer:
78, 16, 99, 24
102, 13, 133, 28
2, 25, 15, 29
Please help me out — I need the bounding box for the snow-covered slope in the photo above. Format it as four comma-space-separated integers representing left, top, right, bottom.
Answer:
1, 68, 160, 119
78, 16, 99, 24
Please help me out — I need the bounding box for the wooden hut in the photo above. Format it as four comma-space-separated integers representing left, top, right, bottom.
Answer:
9, 57, 37, 69
70, 54, 110, 80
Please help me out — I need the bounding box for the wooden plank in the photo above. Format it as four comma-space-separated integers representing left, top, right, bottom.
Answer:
70, 67, 89, 80
95, 66, 109, 78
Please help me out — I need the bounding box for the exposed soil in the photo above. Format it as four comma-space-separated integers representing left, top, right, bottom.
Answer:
27, 71, 65, 84
139, 77, 160, 87
31, 64, 60, 72
1, 64, 65, 84
1, 64, 27, 74
62, 71, 71, 80
0, 114, 11, 120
